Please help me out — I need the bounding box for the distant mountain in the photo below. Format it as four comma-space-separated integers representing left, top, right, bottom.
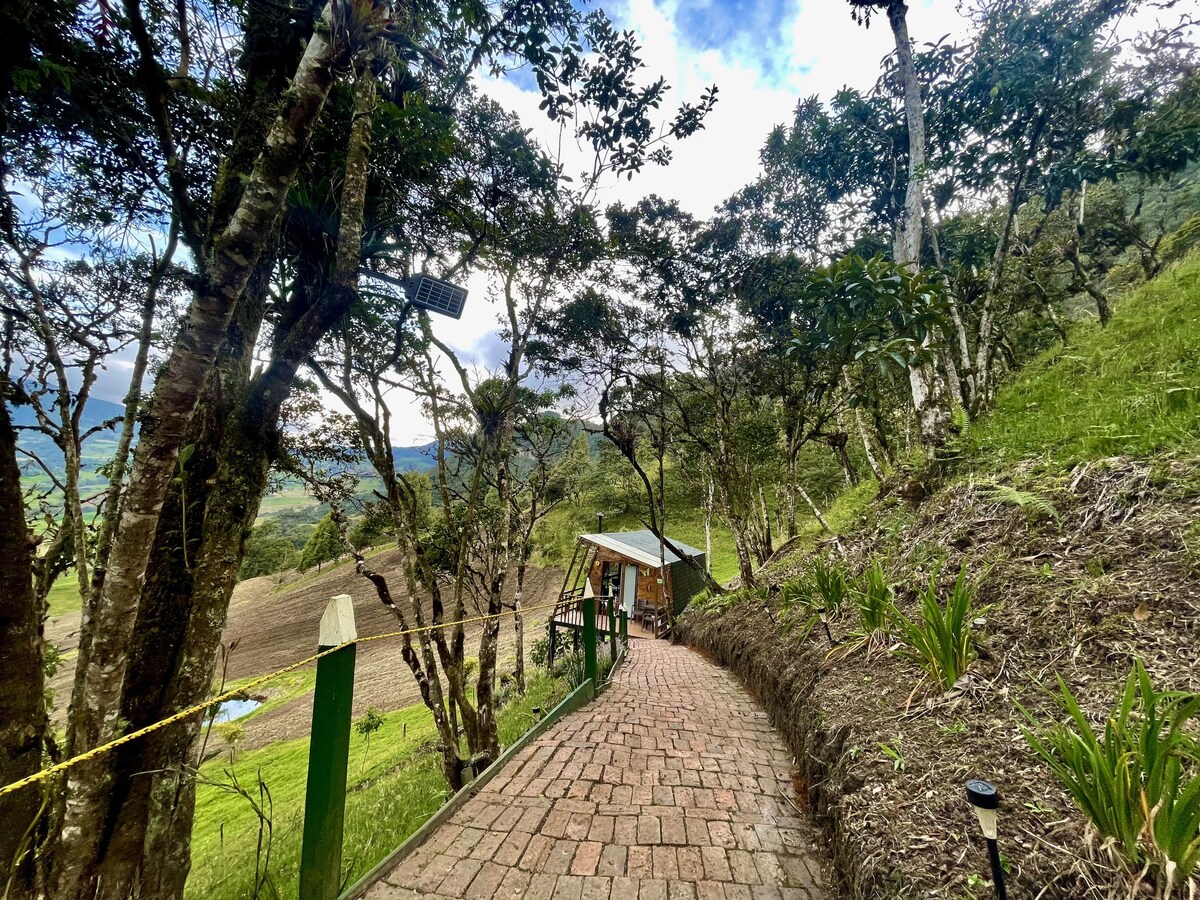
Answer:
10, 396, 129, 506
392, 441, 439, 472
9, 395, 127, 432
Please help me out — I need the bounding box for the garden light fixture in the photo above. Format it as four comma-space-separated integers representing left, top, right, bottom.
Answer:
966, 779, 1008, 900
818, 607, 837, 646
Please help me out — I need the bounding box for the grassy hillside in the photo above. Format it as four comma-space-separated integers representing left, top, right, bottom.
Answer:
187, 673, 568, 900
964, 252, 1200, 469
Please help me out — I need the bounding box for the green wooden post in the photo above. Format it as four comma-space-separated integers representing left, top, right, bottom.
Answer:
583, 595, 597, 695
300, 594, 357, 900
608, 600, 617, 658
619, 609, 628, 648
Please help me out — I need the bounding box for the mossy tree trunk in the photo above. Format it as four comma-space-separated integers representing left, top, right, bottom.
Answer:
885, 0, 952, 451
96, 57, 381, 897
0, 394, 45, 898
51, 7, 346, 895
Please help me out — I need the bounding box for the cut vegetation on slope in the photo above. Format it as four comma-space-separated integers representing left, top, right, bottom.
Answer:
682, 254, 1200, 900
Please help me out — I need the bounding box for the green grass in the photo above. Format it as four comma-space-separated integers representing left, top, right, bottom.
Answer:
45, 578, 81, 619
256, 488, 323, 516
185, 672, 568, 900
964, 253, 1200, 469
822, 478, 880, 534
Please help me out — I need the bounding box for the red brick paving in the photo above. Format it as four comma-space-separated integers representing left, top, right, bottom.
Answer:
366, 639, 832, 899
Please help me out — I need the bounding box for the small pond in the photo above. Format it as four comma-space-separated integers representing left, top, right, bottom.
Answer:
208, 698, 262, 724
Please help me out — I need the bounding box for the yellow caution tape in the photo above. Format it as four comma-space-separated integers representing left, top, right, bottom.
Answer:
0, 598, 570, 799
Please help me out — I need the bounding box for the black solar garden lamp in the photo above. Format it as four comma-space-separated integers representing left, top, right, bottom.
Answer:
966, 779, 1008, 900
817, 607, 838, 646
358, 268, 468, 319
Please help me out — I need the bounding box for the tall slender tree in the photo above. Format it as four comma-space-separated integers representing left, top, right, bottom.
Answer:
849, 0, 953, 448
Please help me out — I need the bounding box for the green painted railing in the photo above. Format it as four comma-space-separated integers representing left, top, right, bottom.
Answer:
298, 593, 631, 900
583, 595, 598, 688
299, 596, 357, 900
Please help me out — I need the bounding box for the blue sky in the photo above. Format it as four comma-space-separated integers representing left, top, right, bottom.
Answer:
673, 0, 794, 53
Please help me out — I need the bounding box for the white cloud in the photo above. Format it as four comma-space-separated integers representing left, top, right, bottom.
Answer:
351, 0, 1193, 443
476, 0, 977, 220
375, 1, 979, 443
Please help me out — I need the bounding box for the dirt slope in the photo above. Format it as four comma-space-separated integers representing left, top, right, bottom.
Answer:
47, 550, 564, 751
683, 457, 1200, 899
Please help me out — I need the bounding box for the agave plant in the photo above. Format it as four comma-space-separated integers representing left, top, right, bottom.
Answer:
889, 563, 977, 692
1018, 661, 1200, 895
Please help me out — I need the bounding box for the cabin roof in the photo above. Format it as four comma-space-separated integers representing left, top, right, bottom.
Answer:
578, 530, 704, 569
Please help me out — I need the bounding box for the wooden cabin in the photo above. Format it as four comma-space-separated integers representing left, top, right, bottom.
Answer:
548, 530, 707, 659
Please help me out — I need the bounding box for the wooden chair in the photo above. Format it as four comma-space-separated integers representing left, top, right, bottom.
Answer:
634, 599, 654, 630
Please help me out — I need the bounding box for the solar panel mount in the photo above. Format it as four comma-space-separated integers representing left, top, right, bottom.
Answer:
357, 269, 468, 320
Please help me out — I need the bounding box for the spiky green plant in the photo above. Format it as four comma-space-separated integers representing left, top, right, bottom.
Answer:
889, 563, 977, 691
775, 573, 814, 639
855, 560, 892, 634
778, 559, 851, 642
778, 571, 820, 639
778, 575, 812, 610
826, 560, 894, 664
1019, 662, 1200, 894
809, 557, 850, 616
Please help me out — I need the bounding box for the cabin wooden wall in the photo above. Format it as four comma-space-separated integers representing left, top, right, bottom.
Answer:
585, 548, 667, 606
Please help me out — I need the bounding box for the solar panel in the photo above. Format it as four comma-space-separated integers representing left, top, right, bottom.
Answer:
408, 274, 467, 319
356, 269, 468, 320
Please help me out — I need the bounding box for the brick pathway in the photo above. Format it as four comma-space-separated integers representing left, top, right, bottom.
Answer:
366, 639, 832, 900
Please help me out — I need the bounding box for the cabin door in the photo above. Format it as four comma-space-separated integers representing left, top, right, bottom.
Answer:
620, 564, 638, 616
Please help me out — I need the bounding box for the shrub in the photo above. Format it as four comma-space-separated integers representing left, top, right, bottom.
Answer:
218, 722, 245, 761
777, 575, 811, 610
889, 563, 978, 692
553, 646, 620, 690
355, 707, 385, 774
239, 520, 301, 580
530, 636, 550, 669
779, 558, 851, 640
854, 560, 892, 635
827, 560, 894, 664
809, 557, 850, 616
1019, 661, 1200, 893
554, 651, 585, 688
778, 574, 818, 638
693, 585, 761, 615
